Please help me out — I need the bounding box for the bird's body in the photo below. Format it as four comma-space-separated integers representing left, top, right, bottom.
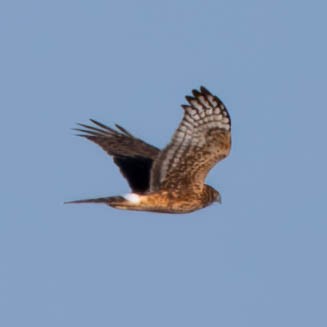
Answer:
69, 185, 219, 214
67, 87, 231, 214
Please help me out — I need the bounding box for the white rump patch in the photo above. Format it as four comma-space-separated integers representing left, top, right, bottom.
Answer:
123, 193, 141, 204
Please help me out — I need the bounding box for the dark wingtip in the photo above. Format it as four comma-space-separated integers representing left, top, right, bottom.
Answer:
73, 127, 88, 133
200, 86, 211, 95
77, 122, 91, 128
185, 95, 195, 103
89, 118, 99, 125
192, 89, 201, 97
74, 134, 90, 138
89, 119, 114, 132
72, 128, 99, 137
115, 124, 133, 137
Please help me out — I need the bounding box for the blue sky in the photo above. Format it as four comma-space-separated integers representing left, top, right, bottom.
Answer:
1, 0, 326, 326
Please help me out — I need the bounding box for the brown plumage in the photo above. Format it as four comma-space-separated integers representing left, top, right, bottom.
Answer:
66, 86, 231, 213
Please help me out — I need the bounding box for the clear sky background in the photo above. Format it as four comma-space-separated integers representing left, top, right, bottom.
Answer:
1, 1, 326, 326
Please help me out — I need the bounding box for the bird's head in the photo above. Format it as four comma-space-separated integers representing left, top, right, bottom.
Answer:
204, 185, 222, 206
212, 188, 222, 204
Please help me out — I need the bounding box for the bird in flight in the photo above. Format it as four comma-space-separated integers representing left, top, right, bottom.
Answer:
66, 86, 231, 214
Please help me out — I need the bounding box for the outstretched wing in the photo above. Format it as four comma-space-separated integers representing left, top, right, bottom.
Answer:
150, 87, 231, 191
75, 119, 160, 193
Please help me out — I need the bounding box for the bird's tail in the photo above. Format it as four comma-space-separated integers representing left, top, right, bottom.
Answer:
64, 196, 125, 206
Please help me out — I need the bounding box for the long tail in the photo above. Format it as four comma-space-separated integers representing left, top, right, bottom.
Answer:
64, 196, 125, 205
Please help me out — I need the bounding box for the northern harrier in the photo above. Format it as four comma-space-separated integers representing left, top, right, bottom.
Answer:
66, 87, 231, 213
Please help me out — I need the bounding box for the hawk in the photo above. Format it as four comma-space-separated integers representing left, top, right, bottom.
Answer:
66, 87, 231, 214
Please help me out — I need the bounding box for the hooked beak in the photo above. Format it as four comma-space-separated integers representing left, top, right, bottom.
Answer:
216, 197, 222, 204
